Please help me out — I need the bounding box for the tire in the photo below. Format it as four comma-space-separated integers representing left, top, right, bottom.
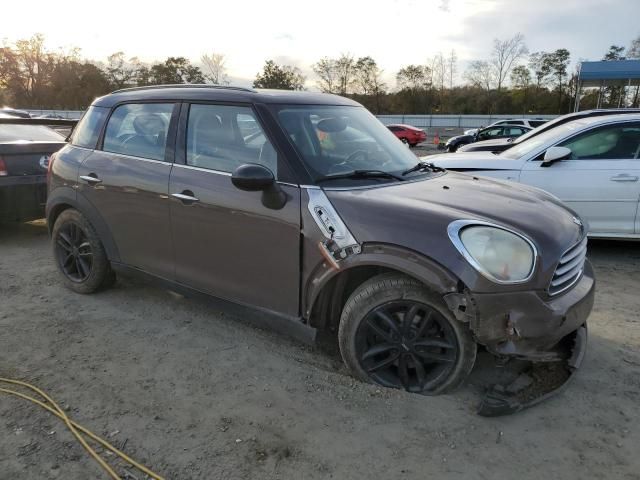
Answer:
338, 273, 476, 395
51, 209, 115, 294
447, 144, 458, 153
409, 143, 417, 148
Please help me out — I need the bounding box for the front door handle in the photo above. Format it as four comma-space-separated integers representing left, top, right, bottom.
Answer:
79, 174, 102, 185
610, 174, 639, 182
171, 191, 199, 204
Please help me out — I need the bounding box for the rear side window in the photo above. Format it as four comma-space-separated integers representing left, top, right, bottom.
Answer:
103, 103, 174, 161
70, 106, 108, 148
186, 104, 278, 174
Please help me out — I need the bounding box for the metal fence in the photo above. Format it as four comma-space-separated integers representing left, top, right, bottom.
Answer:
375, 114, 558, 129
25, 109, 84, 120
22, 110, 559, 128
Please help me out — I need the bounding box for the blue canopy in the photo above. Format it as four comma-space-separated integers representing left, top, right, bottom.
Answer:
578, 60, 640, 86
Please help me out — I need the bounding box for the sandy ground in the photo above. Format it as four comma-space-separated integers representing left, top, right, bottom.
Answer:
1, 220, 639, 480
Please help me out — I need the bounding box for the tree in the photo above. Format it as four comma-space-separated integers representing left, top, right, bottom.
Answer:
491, 33, 528, 91
105, 51, 137, 89
148, 57, 205, 84
313, 57, 338, 93
464, 60, 494, 91
253, 60, 305, 90
628, 35, 640, 59
447, 50, 458, 89
353, 56, 386, 113
603, 45, 626, 61
201, 52, 229, 85
335, 54, 356, 95
396, 64, 430, 91
546, 49, 571, 111
510, 65, 531, 89
528, 52, 552, 92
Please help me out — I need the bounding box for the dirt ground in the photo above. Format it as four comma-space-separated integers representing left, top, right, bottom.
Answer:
1, 220, 639, 480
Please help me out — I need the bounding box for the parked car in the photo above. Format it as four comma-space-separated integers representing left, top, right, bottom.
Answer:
386, 124, 426, 147
463, 118, 547, 136
458, 108, 640, 153
0, 116, 73, 222
0, 107, 31, 118
445, 124, 532, 152
47, 85, 594, 415
427, 114, 640, 239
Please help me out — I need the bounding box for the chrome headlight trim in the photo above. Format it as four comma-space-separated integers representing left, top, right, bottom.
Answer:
447, 219, 538, 284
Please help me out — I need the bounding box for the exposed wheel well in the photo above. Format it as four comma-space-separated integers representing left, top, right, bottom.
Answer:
47, 203, 73, 233
308, 266, 418, 333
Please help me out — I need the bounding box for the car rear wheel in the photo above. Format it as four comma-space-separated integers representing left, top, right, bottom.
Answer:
52, 209, 115, 294
338, 273, 476, 394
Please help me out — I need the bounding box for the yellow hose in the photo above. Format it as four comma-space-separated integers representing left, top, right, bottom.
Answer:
0, 377, 164, 480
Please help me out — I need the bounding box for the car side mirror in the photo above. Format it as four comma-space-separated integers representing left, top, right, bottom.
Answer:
541, 146, 572, 167
231, 163, 286, 209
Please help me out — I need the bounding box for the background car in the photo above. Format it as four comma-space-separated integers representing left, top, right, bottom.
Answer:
463, 118, 547, 136
0, 107, 31, 118
445, 124, 531, 152
386, 123, 426, 147
0, 116, 74, 222
427, 114, 640, 239
458, 108, 640, 153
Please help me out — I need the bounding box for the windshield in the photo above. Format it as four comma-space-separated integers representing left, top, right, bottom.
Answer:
272, 105, 422, 182
499, 122, 586, 160
0, 124, 65, 142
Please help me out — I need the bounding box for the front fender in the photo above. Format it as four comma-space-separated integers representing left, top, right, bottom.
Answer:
303, 242, 462, 318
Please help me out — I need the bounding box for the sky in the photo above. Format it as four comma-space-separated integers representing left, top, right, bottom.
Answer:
2, 0, 639, 87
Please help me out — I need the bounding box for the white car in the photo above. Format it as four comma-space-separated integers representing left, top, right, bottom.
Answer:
463, 118, 548, 136
426, 114, 640, 239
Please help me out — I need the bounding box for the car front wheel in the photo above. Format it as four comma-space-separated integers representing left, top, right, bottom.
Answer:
338, 273, 476, 394
52, 208, 115, 294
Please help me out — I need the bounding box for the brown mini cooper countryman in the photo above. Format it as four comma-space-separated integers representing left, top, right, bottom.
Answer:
47, 86, 594, 415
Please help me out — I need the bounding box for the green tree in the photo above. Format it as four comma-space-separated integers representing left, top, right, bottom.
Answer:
547, 49, 571, 111
253, 60, 305, 90
148, 57, 205, 85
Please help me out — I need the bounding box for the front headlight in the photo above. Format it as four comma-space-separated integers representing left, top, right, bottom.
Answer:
448, 220, 536, 283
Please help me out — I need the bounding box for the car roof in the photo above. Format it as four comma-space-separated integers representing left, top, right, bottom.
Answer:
92, 84, 361, 108
565, 113, 640, 128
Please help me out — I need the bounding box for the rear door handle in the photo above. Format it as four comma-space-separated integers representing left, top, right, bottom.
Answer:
171, 191, 199, 204
79, 174, 102, 185
610, 174, 639, 182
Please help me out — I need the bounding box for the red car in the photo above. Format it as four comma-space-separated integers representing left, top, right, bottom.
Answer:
386, 124, 426, 147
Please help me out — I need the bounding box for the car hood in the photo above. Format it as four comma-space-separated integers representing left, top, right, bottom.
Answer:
421, 152, 522, 171
325, 171, 584, 292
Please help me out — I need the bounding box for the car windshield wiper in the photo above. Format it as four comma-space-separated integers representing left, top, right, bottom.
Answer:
401, 161, 445, 176
316, 169, 405, 183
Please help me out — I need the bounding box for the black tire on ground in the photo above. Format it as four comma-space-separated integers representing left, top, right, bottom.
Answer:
338, 273, 477, 395
51, 208, 115, 294
409, 143, 417, 148
448, 144, 458, 152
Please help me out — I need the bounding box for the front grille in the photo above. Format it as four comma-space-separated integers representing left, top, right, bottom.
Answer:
549, 236, 588, 295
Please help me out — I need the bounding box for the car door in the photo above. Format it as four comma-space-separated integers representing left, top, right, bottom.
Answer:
78, 102, 177, 278
520, 121, 640, 235
168, 103, 300, 316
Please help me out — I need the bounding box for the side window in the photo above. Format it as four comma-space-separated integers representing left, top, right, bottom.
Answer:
71, 106, 108, 149
558, 123, 640, 160
103, 103, 173, 161
186, 104, 277, 174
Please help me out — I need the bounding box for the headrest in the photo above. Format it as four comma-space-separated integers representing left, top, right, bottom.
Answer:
133, 114, 166, 136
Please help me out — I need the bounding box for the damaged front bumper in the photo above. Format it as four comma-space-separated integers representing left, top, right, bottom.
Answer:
449, 260, 595, 416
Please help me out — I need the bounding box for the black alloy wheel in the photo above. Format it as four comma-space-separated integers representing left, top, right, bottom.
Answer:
55, 221, 93, 282
355, 301, 458, 393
